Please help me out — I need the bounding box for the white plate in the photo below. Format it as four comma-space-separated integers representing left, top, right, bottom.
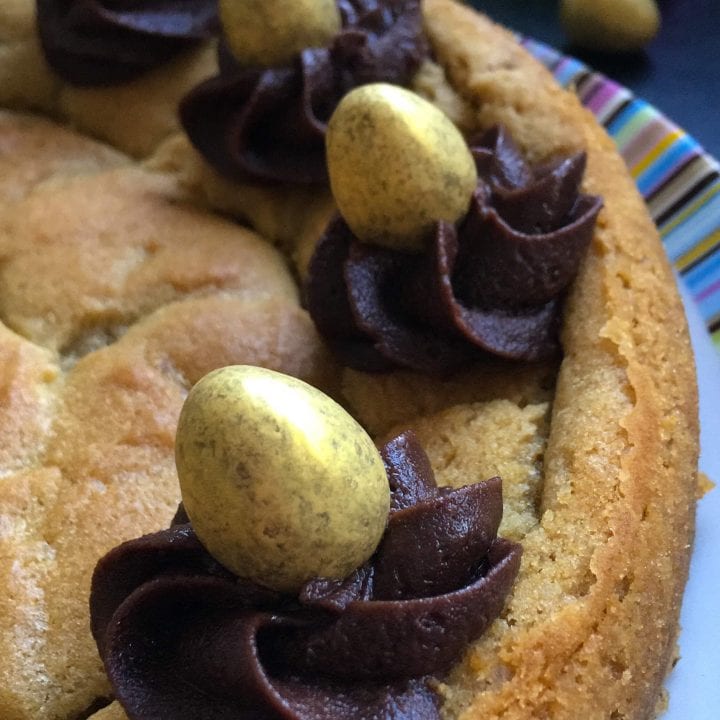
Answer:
664, 279, 720, 719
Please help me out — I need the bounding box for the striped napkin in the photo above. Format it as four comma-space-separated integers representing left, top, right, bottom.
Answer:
524, 38, 720, 352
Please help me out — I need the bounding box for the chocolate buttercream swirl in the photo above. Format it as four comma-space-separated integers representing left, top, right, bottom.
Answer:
90, 430, 521, 720
36, 0, 219, 86
179, 0, 428, 183
306, 126, 603, 374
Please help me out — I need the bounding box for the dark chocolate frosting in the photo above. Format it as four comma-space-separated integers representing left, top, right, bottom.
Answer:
179, 0, 428, 184
305, 126, 603, 374
90, 430, 521, 720
36, 0, 219, 86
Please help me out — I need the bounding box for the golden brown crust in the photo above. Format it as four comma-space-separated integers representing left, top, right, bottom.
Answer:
418, 3, 698, 718
0, 2, 698, 720
0, 110, 127, 202
0, 114, 338, 720
1, 165, 303, 352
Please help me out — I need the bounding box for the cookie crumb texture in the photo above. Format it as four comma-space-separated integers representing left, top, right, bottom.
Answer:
0, 1, 697, 720
0, 109, 336, 720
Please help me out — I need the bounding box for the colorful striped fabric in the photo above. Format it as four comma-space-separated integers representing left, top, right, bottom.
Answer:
523, 38, 720, 352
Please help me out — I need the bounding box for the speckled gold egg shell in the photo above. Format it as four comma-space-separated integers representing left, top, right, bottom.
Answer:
176, 365, 389, 592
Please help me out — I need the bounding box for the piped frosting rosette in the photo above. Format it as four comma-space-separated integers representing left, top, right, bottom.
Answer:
306, 126, 603, 374
90, 430, 521, 720
179, 0, 428, 183
36, 0, 219, 85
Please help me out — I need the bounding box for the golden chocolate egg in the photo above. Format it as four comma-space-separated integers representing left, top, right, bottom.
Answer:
219, 0, 342, 68
175, 365, 390, 592
326, 83, 478, 252
560, 0, 660, 52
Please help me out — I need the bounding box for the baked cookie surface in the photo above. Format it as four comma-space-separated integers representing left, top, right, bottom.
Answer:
0, 2, 698, 720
